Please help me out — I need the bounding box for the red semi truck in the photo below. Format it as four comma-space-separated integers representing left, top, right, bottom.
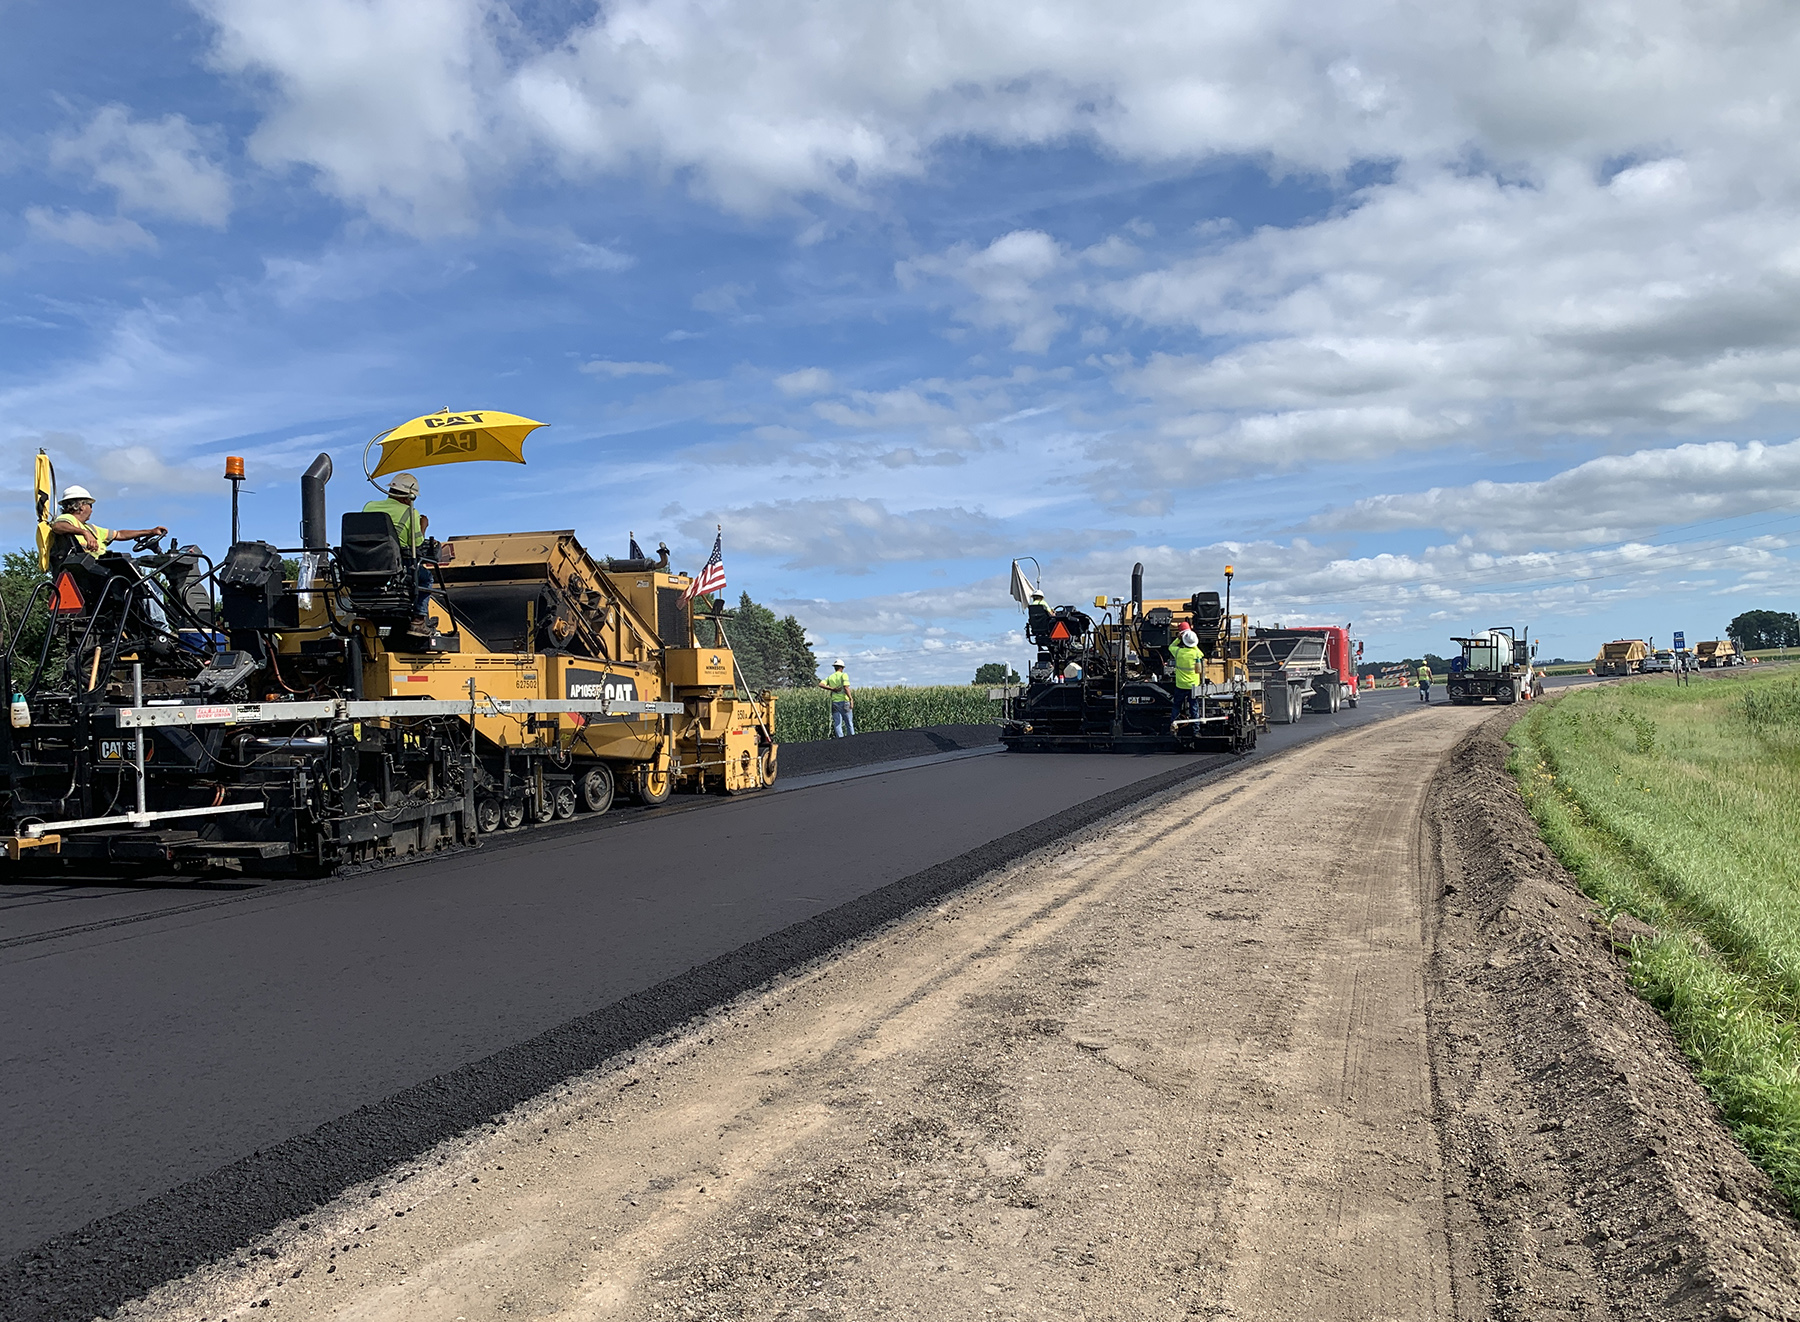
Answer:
1245, 624, 1360, 721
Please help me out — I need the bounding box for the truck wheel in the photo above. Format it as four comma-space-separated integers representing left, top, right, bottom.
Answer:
553, 784, 578, 820
637, 766, 673, 806
500, 799, 526, 831
577, 765, 614, 814
476, 798, 501, 834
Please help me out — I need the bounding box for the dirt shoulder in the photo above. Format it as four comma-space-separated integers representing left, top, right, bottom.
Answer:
1424, 713, 1800, 1321
125, 705, 1800, 1322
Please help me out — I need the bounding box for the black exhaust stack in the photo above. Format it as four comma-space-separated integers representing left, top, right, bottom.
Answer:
1131, 562, 1144, 615
300, 453, 333, 548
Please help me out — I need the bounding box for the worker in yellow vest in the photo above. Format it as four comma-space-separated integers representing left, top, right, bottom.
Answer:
1417, 662, 1433, 703
1170, 628, 1205, 727
46, 486, 166, 570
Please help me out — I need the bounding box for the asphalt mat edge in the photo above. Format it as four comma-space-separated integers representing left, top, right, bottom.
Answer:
0, 735, 1295, 1322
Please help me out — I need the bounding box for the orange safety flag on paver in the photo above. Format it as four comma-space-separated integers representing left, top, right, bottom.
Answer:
50, 571, 84, 613
1049, 620, 1071, 640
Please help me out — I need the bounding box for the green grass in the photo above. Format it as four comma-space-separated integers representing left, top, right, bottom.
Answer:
775, 684, 1002, 743
1508, 670, 1800, 1204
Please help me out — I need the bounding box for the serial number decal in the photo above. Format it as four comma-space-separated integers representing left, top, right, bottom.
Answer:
565, 668, 640, 704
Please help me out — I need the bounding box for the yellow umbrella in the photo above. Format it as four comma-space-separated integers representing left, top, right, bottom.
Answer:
366, 409, 547, 480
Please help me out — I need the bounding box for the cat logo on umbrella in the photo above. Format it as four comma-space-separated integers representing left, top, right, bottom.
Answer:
360, 409, 547, 486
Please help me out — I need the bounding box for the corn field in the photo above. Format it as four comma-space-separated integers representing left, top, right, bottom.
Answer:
774, 685, 1003, 743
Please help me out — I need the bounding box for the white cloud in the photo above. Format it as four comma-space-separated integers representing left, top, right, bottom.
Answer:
49, 105, 232, 226
774, 366, 833, 397
899, 230, 1070, 352
683, 497, 1011, 571
198, 0, 498, 232
192, 0, 1800, 224
24, 207, 156, 253
579, 359, 673, 377
692, 281, 753, 314
1313, 438, 1800, 551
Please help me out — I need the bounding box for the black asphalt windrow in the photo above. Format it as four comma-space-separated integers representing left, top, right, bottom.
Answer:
0, 750, 1239, 1322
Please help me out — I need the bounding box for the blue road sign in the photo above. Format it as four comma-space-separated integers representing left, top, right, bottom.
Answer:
1674, 630, 1686, 649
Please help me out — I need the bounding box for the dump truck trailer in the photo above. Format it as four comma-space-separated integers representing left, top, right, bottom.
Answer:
1696, 639, 1744, 668
1001, 562, 1260, 754
2, 447, 775, 874
1595, 639, 1648, 676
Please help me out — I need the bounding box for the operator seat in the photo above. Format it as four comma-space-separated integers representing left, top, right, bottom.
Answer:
337, 511, 416, 621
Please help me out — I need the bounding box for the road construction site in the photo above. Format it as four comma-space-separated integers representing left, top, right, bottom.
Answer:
9, 677, 1800, 1322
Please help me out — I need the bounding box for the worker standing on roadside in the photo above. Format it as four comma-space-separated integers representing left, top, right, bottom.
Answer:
819, 658, 855, 738
1169, 628, 1205, 727
1417, 661, 1433, 703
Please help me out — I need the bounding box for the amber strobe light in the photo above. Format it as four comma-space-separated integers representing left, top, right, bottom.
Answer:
225, 455, 246, 542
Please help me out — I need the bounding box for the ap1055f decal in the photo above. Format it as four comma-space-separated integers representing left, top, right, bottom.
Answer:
565, 669, 639, 706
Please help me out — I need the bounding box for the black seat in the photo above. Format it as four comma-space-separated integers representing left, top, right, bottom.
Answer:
337, 512, 415, 620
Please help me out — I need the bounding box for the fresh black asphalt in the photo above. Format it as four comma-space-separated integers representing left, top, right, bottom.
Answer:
0, 683, 1580, 1320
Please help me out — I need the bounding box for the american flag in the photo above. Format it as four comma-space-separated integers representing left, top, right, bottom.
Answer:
684, 529, 726, 602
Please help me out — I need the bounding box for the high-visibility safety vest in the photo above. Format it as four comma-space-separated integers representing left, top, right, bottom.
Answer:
362, 497, 425, 553
46, 515, 113, 569
1418, 665, 1432, 681
1170, 644, 1204, 690
823, 671, 851, 703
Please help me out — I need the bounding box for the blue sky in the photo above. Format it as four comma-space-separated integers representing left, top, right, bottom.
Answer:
5, 0, 1800, 679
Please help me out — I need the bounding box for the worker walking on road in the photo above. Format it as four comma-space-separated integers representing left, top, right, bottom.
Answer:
820, 658, 855, 738
1417, 661, 1433, 703
1169, 628, 1205, 728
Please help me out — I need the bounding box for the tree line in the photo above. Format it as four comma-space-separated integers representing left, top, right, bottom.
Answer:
1727, 610, 1800, 650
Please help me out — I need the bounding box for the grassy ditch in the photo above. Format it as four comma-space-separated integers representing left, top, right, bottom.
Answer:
1508, 671, 1800, 1204
774, 685, 1002, 743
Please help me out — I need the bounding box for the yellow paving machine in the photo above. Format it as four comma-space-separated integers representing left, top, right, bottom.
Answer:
1, 415, 775, 873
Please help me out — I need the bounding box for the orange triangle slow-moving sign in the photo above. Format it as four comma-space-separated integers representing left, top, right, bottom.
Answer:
50, 571, 84, 613
1049, 620, 1071, 640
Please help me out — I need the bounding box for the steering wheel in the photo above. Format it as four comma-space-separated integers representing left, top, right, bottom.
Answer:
130, 532, 164, 553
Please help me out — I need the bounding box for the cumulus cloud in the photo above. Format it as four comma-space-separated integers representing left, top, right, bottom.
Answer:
682, 497, 1011, 571
899, 230, 1070, 352
24, 207, 156, 253
1312, 439, 1800, 551
774, 367, 833, 397
49, 105, 232, 226
579, 359, 673, 377
188, 0, 1800, 227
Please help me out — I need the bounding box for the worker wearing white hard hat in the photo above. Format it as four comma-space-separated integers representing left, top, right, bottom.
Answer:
1169, 626, 1206, 729
818, 658, 855, 738
48, 484, 167, 564
362, 470, 454, 630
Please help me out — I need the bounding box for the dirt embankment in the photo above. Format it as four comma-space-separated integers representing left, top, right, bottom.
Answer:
1425, 715, 1800, 1320
123, 707, 1800, 1322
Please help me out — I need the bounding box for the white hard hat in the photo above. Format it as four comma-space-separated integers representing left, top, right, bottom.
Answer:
386, 472, 420, 499
60, 485, 94, 505
1181, 629, 1199, 647
833, 657, 846, 667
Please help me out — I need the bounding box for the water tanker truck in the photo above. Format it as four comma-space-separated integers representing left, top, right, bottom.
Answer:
1446, 626, 1534, 705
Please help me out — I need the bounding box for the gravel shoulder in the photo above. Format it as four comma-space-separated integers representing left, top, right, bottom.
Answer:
119, 704, 1800, 1322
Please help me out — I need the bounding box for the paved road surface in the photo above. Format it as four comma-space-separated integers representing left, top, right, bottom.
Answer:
0, 683, 1569, 1264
